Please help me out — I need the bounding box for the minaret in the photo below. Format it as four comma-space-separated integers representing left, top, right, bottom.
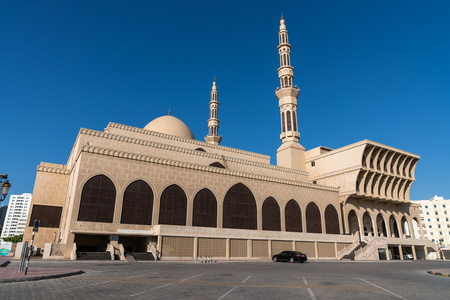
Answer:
204, 79, 222, 145
275, 17, 306, 171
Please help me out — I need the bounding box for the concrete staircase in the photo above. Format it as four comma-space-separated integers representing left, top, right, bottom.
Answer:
130, 252, 155, 261
77, 252, 111, 260
355, 237, 387, 260
338, 231, 365, 260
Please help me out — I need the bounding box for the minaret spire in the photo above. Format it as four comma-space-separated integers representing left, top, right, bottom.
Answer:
275, 17, 306, 171
204, 79, 222, 145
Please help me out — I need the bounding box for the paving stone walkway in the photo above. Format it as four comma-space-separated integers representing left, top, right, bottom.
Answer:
0, 258, 82, 283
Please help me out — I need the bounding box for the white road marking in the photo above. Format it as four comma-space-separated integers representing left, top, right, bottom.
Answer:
217, 286, 239, 300
129, 283, 173, 297
54, 280, 113, 292
126, 272, 158, 279
129, 274, 201, 297
359, 278, 408, 300
181, 274, 203, 281
217, 275, 252, 300
302, 276, 316, 300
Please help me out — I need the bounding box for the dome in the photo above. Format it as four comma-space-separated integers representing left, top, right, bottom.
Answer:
144, 115, 195, 140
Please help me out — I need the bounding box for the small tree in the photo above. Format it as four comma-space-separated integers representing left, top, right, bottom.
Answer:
3, 234, 23, 243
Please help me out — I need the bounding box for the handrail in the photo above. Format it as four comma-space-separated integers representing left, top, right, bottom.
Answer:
148, 244, 160, 260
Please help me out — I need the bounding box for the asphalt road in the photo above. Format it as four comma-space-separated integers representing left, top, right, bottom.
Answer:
0, 260, 449, 299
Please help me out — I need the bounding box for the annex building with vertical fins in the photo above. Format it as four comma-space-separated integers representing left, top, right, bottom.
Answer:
23, 18, 437, 261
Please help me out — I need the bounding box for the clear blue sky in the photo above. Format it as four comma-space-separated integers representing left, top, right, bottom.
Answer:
1, 1, 449, 205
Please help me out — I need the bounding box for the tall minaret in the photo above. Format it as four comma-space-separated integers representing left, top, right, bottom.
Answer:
204, 79, 222, 145
275, 17, 306, 171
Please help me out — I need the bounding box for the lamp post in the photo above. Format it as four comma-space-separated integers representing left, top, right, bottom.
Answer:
0, 174, 11, 202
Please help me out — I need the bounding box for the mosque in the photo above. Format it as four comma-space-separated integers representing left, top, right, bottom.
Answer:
23, 18, 437, 261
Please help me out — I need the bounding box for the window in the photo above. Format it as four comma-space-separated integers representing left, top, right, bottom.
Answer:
434, 204, 437, 208
78, 174, 116, 223
437, 218, 440, 221
425, 205, 428, 208
430, 232, 434, 235
426, 212, 429, 215
429, 225, 432, 228
292, 111, 297, 131
443, 205, 446, 208
286, 111, 292, 131
311, 161, 315, 167
438, 225, 441, 228
440, 232, 443, 235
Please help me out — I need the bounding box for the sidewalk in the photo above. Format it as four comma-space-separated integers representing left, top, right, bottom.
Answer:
427, 268, 450, 277
0, 258, 83, 283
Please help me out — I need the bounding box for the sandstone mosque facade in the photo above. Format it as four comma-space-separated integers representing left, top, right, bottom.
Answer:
23, 18, 437, 261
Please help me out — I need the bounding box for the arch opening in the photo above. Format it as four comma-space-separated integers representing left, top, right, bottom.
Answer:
325, 205, 340, 234
285, 199, 302, 232
78, 175, 116, 223
306, 202, 322, 233
121, 180, 153, 225
192, 188, 217, 228
159, 184, 187, 226
223, 183, 257, 230
262, 197, 281, 231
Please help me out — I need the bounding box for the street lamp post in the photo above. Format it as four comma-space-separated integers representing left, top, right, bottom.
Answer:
0, 174, 11, 202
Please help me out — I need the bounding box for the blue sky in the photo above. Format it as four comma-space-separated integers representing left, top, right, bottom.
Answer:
1, 1, 449, 205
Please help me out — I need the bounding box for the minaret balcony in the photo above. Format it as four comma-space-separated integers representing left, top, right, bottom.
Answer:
276, 87, 299, 101
280, 131, 300, 140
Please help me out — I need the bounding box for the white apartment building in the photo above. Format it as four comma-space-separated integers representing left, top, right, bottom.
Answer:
1, 193, 32, 238
415, 195, 450, 248
0, 206, 8, 233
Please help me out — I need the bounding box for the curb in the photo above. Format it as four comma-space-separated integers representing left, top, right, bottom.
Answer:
427, 270, 450, 277
0, 270, 84, 284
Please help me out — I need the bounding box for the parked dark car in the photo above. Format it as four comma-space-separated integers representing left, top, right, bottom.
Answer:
272, 251, 307, 263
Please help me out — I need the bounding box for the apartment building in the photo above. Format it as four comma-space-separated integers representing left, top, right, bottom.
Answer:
1, 193, 32, 238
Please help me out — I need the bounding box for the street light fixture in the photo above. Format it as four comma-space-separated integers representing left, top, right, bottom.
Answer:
0, 174, 11, 202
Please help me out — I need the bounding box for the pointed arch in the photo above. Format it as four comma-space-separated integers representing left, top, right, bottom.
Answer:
306, 202, 322, 233
78, 174, 116, 223
376, 213, 387, 237
192, 188, 217, 228
401, 216, 411, 238
262, 197, 281, 231
223, 183, 257, 230
389, 215, 400, 238
412, 218, 421, 238
363, 212, 374, 236
159, 184, 187, 226
286, 111, 292, 131
121, 180, 153, 225
292, 111, 297, 131
325, 205, 340, 234
285, 199, 302, 232
348, 210, 359, 234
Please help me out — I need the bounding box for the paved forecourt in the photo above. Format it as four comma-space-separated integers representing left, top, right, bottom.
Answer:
0, 260, 449, 299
